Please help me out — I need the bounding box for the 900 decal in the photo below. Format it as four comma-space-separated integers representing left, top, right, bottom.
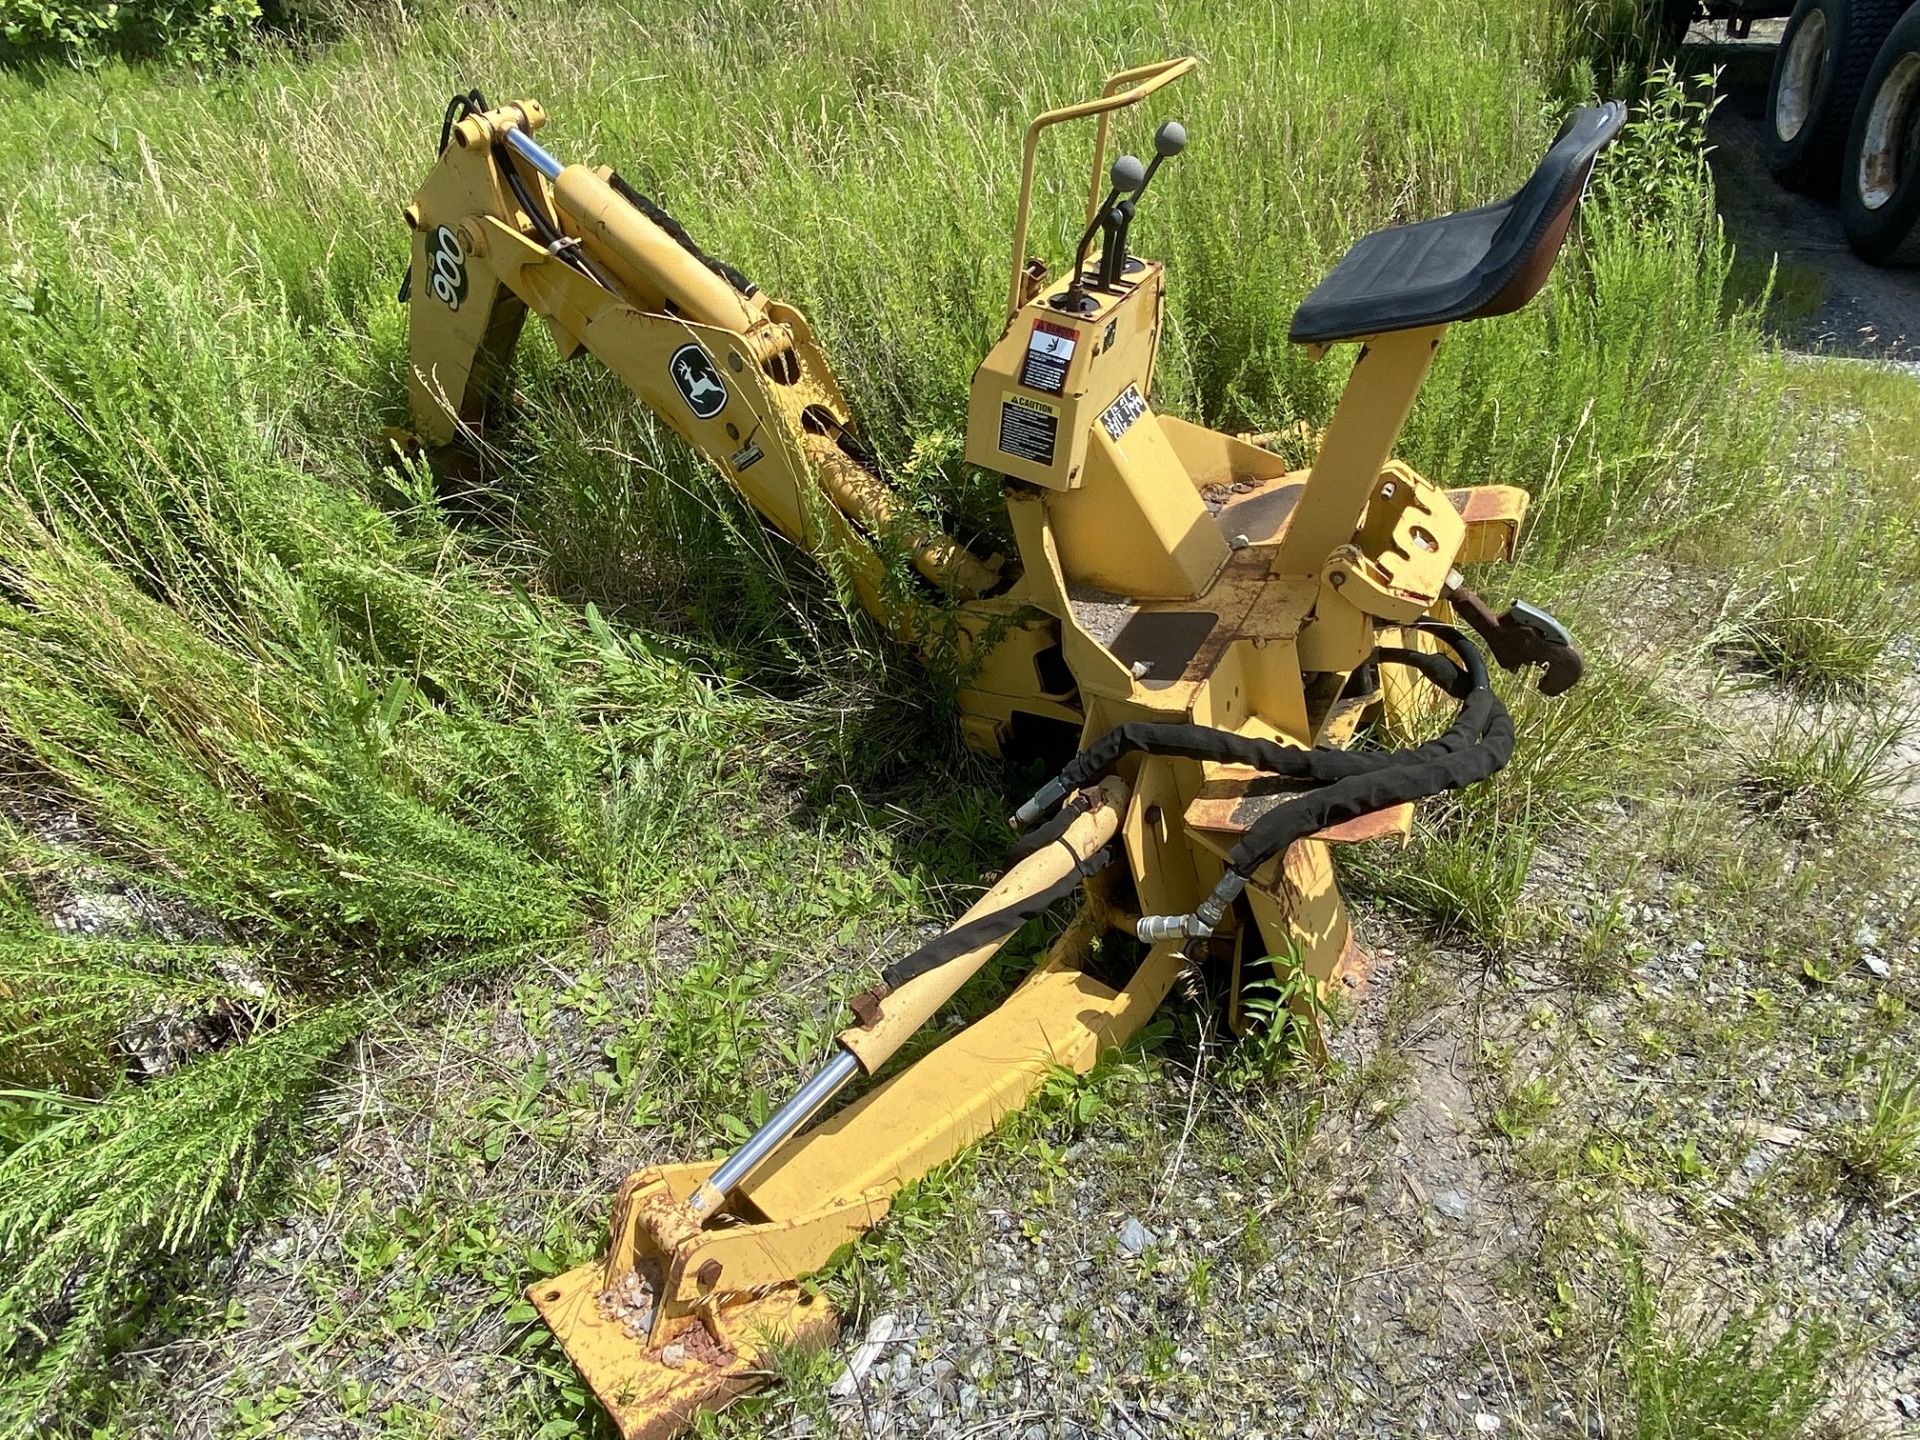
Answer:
425, 225, 469, 310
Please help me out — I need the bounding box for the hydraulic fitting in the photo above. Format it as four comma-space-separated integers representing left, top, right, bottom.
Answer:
1011, 777, 1070, 829
1133, 885, 1235, 944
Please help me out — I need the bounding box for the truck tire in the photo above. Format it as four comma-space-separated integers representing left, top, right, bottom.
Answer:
1659, 0, 1696, 44
1841, 7, 1920, 263
1766, 0, 1906, 191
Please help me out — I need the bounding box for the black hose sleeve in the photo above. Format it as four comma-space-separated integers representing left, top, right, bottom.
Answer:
438, 95, 463, 157
1005, 789, 1096, 864
1373, 645, 1468, 700
413, 91, 491, 304
1217, 627, 1506, 882
877, 843, 1117, 993
1042, 691, 1466, 797
1023, 635, 1493, 826
1414, 620, 1489, 692
499, 148, 560, 245
1221, 691, 1512, 883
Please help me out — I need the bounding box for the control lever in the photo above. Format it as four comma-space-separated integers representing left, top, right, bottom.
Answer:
1098, 121, 1187, 289
1444, 571, 1585, 696
1058, 153, 1146, 312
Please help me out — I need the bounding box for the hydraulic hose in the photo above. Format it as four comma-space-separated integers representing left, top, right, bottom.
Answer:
1012, 636, 1482, 829
495, 143, 617, 292
1207, 663, 1509, 912
838, 776, 1129, 1072
874, 843, 1118, 996
438, 88, 488, 156
683, 777, 1126, 1220
1018, 626, 1513, 944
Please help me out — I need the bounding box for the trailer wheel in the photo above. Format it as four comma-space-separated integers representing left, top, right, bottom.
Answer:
1766, 0, 1907, 191
1842, 8, 1920, 263
1658, 0, 1696, 45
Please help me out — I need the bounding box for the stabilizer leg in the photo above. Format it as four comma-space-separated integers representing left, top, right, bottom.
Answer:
403, 238, 528, 449
531, 932, 1184, 1439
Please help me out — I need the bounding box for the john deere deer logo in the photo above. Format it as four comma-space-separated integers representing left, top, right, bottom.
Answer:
669, 344, 728, 419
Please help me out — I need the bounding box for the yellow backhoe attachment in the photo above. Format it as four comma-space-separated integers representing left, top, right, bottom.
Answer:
398, 66, 1624, 1437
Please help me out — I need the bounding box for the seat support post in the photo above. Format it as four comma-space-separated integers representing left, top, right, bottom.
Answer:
1272, 324, 1446, 578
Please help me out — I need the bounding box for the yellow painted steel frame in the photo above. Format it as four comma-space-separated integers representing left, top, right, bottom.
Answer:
398, 66, 1553, 1440
533, 933, 1186, 1437
532, 787, 1184, 1439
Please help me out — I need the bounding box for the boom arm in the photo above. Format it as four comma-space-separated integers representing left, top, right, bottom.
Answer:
400, 95, 1001, 621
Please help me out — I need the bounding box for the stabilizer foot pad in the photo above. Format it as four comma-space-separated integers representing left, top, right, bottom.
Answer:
531, 1262, 837, 1440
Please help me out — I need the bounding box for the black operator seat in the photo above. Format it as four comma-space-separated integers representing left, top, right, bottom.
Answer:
1287, 103, 1627, 346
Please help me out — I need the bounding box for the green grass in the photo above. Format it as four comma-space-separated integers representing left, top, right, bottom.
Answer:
1709, 364, 1920, 696
1828, 1063, 1920, 1205
1619, 1248, 1837, 1440
1718, 509, 1916, 693
1345, 631, 1685, 945
1736, 701, 1914, 837
0, 0, 1912, 1433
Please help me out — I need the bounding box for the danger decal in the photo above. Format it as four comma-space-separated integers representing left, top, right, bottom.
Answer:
1019, 319, 1078, 394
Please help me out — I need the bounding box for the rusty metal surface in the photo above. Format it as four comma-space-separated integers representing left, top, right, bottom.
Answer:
1315, 804, 1416, 845
1448, 582, 1584, 695
1183, 765, 1416, 843
531, 1260, 835, 1440
1210, 479, 1305, 545
1445, 484, 1528, 564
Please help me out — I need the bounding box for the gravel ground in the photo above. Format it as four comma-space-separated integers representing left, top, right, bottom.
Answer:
827, 886, 1920, 1440
817, 943, 1567, 1440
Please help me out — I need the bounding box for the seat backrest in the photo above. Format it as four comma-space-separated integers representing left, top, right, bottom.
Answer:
1470, 101, 1629, 320
1286, 101, 1627, 346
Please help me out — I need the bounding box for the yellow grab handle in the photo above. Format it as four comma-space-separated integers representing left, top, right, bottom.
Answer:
1004, 57, 1198, 321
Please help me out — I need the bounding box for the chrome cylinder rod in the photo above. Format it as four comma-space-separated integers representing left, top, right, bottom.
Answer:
686, 1047, 861, 1219
505, 125, 563, 181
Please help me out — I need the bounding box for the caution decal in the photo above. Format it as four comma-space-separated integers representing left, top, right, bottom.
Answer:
998, 392, 1060, 466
